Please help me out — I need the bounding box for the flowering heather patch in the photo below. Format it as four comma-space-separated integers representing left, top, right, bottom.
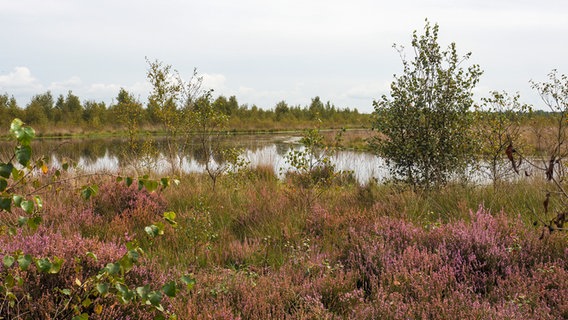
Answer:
82, 180, 168, 239
171, 207, 567, 319
91, 180, 167, 220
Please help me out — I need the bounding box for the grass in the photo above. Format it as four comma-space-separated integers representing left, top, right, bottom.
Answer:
1, 164, 567, 319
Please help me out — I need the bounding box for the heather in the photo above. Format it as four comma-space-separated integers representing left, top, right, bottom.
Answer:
154, 175, 567, 319
1, 156, 568, 319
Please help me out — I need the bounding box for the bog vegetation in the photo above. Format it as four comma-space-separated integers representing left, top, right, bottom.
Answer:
0, 21, 567, 319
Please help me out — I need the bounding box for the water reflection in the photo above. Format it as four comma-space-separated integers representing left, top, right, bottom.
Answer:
7, 134, 389, 184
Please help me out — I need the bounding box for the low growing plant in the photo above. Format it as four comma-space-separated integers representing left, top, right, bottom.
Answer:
0, 119, 193, 319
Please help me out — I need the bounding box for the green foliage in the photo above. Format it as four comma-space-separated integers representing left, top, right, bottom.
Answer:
0, 119, 192, 319
53, 91, 84, 125
371, 20, 482, 189
113, 88, 144, 148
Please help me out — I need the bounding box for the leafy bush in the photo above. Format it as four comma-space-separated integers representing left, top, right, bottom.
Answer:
371, 20, 482, 189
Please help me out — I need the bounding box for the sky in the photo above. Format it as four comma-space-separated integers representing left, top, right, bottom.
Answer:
1, 0, 567, 113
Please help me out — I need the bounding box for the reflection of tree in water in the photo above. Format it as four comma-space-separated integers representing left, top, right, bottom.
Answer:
27, 139, 111, 164
275, 142, 292, 157
188, 142, 230, 166
20, 133, 299, 169
190, 145, 208, 165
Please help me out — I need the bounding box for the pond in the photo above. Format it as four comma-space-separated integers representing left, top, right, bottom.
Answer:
7, 133, 389, 185
2, 132, 530, 185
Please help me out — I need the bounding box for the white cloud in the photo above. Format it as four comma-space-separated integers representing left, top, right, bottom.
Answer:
2, 1, 567, 111
345, 82, 391, 100
0, 67, 42, 90
201, 73, 227, 92
87, 81, 151, 104
48, 76, 82, 91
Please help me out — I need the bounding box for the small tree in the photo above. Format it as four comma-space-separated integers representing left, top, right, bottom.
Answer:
474, 91, 531, 187
284, 128, 347, 210
370, 20, 482, 189
113, 88, 143, 150
146, 58, 204, 176
521, 70, 568, 235
189, 90, 232, 190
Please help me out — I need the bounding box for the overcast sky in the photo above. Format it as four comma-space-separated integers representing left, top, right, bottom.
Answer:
1, 0, 567, 113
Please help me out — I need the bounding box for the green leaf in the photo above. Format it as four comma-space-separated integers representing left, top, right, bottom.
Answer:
0, 197, 12, 212
27, 216, 42, 230
50, 256, 63, 274
162, 281, 177, 297
81, 185, 98, 200
164, 215, 177, 228
17, 254, 32, 271
144, 180, 159, 192
10, 119, 23, 135
103, 263, 120, 275
20, 200, 34, 214
180, 275, 196, 290
60, 288, 71, 296
86, 251, 98, 261
4, 274, 15, 288
10, 119, 35, 146
81, 188, 92, 200
36, 258, 52, 273
160, 177, 169, 189
116, 283, 135, 302
148, 291, 163, 307
125, 241, 139, 251
12, 195, 22, 207
33, 196, 43, 210
15, 145, 32, 167
3, 255, 15, 268
164, 211, 176, 224
125, 177, 133, 187
17, 216, 28, 227
145, 225, 160, 238
136, 284, 150, 300
71, 314, 89, 320
18, 127, 36, 146
11, 168, 23, 181
0, 178, 7, 192
127, 250, 140, 262
0, 163, 12, 179
82, 297, 92, 308
115, 283, 129, 295
96, 283, 109, 295
119, 255, 134, 273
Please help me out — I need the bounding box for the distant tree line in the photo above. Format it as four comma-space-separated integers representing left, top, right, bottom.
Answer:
0, 90, 367, 134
